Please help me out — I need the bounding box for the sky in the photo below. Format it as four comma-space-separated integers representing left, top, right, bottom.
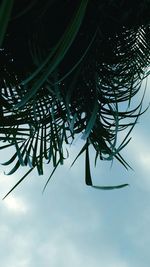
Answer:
0, 79, 150, 267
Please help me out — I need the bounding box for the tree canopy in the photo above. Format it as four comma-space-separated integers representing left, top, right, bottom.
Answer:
0, 0, 150, 197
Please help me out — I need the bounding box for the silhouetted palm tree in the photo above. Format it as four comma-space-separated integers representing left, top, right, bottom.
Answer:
0, 0, 150, 197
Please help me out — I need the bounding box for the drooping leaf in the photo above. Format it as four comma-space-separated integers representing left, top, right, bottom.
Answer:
3, 167, 34, 200
85, 143, 92, 186
0, 0, 14, 47
92, 184, 129, 190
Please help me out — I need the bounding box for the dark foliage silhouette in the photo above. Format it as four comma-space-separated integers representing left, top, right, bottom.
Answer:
0, 0, 150, 197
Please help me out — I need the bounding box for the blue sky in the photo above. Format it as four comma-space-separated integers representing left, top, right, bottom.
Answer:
0, 79, 150, 267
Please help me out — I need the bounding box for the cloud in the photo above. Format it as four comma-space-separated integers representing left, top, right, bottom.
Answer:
0, 102, 150, 267
36, 228, 131, 267
3, 195, 28, 214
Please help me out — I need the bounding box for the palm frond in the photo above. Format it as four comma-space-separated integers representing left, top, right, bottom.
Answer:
0, 0, 14, 47
0, 0, 150, 196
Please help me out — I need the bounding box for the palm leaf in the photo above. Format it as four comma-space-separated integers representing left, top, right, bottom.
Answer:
0, 0, 14, 47
15, 0, 89, 108
0, 0, 150, 196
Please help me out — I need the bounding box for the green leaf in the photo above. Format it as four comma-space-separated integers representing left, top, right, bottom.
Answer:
92, 184, 129, 190
14, 139, 26, 166
0, 142, 16, 150
70, 142, 87, 168
42, 159, 60, 193
12, 0, 36, 20
3, 167, 34, 199
0, 0, 14, 47
82, 100, 99, 140
4, 160, 21, 176
16, 0, 89, 108
53, 29, 97, 85
85, 144, 93, 186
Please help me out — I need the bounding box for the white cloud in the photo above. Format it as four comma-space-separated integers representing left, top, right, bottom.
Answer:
14, 259, 31, 267
121, 131, 150, 189
3, 195, 28, 214
37, 232, 131, 267
0, 224, 11, 240
0, 107, 150, 267
139, 152, 150, 171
